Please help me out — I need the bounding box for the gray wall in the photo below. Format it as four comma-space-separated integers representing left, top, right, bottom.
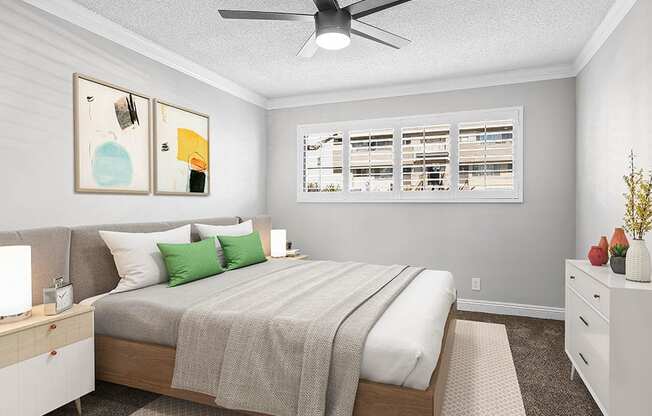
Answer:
0, 1, 267, 231
576, 0, 651, 258
268, 78, 576, 308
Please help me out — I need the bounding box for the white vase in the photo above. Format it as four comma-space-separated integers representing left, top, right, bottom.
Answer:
625, 239, 651, 282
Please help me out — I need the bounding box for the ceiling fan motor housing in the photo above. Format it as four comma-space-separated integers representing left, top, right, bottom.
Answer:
315, 9, 352, 39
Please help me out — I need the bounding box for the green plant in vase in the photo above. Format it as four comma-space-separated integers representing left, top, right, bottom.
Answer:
623, 151, 652, 282
609, 244, 628, 275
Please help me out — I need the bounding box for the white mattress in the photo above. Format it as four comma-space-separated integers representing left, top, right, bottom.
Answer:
360, 269, 456, 389
83, 267, 456, 390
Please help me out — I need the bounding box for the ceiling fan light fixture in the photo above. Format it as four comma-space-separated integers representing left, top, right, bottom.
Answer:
316, 31, 350, 50
315, 10, 352, 50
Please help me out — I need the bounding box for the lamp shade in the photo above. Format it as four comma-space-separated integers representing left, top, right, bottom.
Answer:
0, 246, 32, 321
270, 230, 287, 258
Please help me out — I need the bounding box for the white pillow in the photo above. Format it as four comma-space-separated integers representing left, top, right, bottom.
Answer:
195, 220, 253, 266
99, 225, 191, 293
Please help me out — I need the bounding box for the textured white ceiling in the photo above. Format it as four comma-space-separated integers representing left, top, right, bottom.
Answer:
72, 0, 614, 99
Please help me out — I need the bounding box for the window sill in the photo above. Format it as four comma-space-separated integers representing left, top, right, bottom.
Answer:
296, 196, 524, 204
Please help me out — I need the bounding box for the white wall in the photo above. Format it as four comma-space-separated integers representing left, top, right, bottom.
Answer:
268, 78, 576, 308
576, 0, 651, 257
0, 1, 267, 231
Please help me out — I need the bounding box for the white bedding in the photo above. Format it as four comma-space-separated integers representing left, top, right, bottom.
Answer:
360, 269, 456, 389
83, 267, 456, 390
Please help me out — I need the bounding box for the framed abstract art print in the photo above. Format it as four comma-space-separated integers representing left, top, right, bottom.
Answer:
154, 100, 210, 195
73, 73, 151, 194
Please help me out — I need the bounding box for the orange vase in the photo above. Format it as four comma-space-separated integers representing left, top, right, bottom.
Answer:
588, 246, 607, 266
610, 227, 629, 249
598, 236, 609, 264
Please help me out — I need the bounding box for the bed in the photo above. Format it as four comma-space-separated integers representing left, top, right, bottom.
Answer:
67, 215, 457, 416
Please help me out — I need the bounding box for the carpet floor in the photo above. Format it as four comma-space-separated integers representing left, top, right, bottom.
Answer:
46, 311, 602, 416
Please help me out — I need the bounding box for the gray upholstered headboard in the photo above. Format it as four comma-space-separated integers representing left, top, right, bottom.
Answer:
0, 227, 71, 306
69, 216, 239, 302
0, 215, 272, 305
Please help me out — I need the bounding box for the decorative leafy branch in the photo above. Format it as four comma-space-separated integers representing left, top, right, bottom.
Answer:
623, 151, 652, 240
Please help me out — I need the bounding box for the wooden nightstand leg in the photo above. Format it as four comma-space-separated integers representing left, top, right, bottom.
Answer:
75, 398, 82, 415
570, 365, 575, 381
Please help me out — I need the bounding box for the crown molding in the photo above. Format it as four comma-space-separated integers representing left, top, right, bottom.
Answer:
267, 64, 575, 109
21, 0, 268, 108
573, 0, 639, 74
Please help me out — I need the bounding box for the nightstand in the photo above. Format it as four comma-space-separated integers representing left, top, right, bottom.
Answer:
0, 304, 94, 415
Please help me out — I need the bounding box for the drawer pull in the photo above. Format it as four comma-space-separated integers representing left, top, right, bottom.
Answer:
579, 315, 589, 327
593, 294, 600, 299
579, 352, 589, 366
49, 324, 57, 330
50, 350, 58, 356
569, 275, 576, 280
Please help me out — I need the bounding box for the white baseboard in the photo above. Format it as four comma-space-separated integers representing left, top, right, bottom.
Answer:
457, 298, 565, 321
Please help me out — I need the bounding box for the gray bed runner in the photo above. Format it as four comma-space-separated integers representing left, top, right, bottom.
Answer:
172, 260, 423, 416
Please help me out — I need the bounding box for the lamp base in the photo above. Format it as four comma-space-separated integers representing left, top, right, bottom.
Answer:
0, 309, 32, 324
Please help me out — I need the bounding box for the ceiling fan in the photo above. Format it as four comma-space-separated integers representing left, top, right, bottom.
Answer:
218, 0, 412, 58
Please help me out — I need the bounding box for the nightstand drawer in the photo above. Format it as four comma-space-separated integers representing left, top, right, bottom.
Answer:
18, 312, 93, 361
0, 332, 19, 369
18, 337, 94, 416
567, 264, 610, 319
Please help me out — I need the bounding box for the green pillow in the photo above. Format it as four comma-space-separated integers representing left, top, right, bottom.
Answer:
217, 231, 267, 270
157, 238, 223, 287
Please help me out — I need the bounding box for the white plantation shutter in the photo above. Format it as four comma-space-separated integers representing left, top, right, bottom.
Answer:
401, 125, 451, 192
349, 129, 394, 192
297, 107, 522, 203
458, 120, 514, 191
302, 131, 343, 192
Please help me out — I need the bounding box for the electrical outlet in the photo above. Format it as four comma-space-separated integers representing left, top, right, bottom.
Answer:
471, 278, 481, 291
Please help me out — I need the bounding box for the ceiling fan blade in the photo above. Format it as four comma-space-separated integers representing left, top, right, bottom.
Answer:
218, 10, 314, 22
297, 32, 318, 58
345, 0, 412, 19
312, 0, 340, 11
350, 20, 410, 49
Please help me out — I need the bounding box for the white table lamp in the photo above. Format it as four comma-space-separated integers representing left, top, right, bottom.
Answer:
0, 246, 32, 323
270, 229, 287, 258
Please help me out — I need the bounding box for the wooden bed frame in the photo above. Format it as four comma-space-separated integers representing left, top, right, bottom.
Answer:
96, 305, 456, 416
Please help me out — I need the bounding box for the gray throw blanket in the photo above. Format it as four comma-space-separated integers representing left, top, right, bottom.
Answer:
172, 260, 423, 416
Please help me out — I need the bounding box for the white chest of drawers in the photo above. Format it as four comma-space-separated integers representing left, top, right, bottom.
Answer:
0, 304, 94, 416
565, 260, 652, 416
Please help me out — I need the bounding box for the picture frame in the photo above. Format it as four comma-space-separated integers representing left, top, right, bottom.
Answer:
153, 100, 210, 196
73, 73, 152, 194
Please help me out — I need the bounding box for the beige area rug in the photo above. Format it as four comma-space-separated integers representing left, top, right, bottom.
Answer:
130, 320, 525, 416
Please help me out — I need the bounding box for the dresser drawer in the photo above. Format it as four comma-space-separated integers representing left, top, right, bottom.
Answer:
18, 312, 93, 362
567, 289, 610, 410
567, 264, 610, 319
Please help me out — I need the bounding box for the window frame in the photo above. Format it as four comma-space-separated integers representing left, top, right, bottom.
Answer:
296, 106, 523, 203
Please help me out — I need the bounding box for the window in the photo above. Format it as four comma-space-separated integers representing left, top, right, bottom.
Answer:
349, 129, 394, 192
297, 107, 522, 203
459, 121, 514, 191
401, 125, 451, 192
301, 131, 343, 193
